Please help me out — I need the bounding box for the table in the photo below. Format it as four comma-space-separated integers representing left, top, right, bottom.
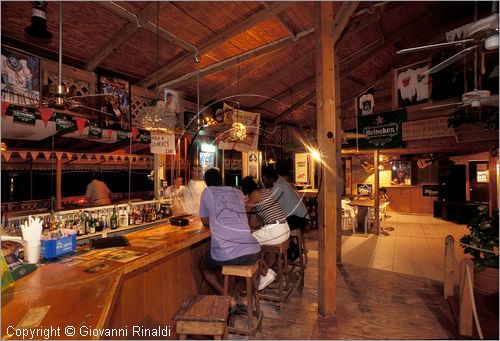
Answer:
347, 198, 374, 232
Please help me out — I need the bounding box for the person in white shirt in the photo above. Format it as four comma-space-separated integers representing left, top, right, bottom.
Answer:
164, 176, 186, 200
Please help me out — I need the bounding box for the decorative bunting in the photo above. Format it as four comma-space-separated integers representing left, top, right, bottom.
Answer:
2, 151, 12, 161
76, 153, 83, 161
55, 152, 64, 160
1, 102, 9, 119
75, 117, 87, 134
132, 127, 139, 140
105, 129, 113, 138
18, 151, 28, 160
43, 151, 52, 160
112, 155, 119, 162
39, 108, 54, 127
65, 152, 73, 160
29, 151, 40, 161
85, 154, 93, 160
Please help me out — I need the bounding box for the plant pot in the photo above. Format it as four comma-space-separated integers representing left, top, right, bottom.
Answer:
474, 267, 499, 295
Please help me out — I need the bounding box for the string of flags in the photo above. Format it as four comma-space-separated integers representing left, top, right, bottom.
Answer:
1, 150, 153, 163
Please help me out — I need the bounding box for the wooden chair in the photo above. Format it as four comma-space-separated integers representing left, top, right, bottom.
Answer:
364, 202, 390, 233
222, 262, 263, 335
172, 295, 231, 340
289, 228, 306, 283
260, 240, 292, 311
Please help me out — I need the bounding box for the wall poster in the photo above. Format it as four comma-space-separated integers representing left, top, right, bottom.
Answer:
394, 59, 430, 108
98, 75, 131, 131
1, 46, 40, 107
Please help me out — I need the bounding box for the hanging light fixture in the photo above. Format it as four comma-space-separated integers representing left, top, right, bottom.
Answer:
227, 61, 246, 142
136, 2, 177, 134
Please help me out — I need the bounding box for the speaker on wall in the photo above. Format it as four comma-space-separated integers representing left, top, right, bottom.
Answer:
438, 165, 466, 203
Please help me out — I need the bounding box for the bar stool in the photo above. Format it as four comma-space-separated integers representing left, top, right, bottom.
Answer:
172, 295, 231, 340
222, 262, 263, 336
289, 229, 306, 283
260, 240, 292, 311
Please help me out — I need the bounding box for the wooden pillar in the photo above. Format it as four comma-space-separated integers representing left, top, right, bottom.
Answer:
177, 140, 181, 178
488, 147, 498, 216
56, 157, 62, 210
373, 150, 380, 234
316, 1, 339, 317
184, 137, 189, 182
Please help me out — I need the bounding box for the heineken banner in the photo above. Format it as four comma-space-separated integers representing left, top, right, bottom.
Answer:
12, 107, 36, 125
116, 130, 129, 141
139, 130, 151, 144
88, 120, 102, 137
357, 109, 406, 150
54, 113, 75, 132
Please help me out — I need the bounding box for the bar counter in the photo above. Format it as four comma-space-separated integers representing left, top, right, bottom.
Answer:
2, 218, 211, 340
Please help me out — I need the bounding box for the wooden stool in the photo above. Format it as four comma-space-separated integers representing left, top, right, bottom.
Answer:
222, 262, 263, 336
260, 240, 292, 311
172, 295, 231, 340
289, 229, 306, 283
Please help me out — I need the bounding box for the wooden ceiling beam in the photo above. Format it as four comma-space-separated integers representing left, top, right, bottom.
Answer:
139, 1, 293, 88
201, 51, 281, 105
158, 28, 314, 89
255, 75, 315, 108
261, 1, 298, 38
332, 1, 360, 43
275, 90, 316, 122
245, 50, 314, 95
338, 10, 381, 42
85, 2, 159, 71
95, 1, 196, 53
339, 5, 447, 77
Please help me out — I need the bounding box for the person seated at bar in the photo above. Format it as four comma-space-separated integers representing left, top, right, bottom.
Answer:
379, 187, 389, 202
85, 174, 112, 206
241, 176, 291, 290
199, 168, 261, 308
262, 166, 310, 230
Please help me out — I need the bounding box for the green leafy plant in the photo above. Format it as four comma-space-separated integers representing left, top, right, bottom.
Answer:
460, 205, 499, 271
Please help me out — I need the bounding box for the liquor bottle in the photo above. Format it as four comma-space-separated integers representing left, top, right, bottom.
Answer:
110, 206, 118, 230
128, 206, 135, 226
150, 205, 156, 222
83, 211, 90, 234
89, 213, 96, 234
135, 207, 143, 225
120, 208, 129, 227
95, 211, 103, 232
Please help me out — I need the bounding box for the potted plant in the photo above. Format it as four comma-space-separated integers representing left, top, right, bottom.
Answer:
459, 205, 499, 295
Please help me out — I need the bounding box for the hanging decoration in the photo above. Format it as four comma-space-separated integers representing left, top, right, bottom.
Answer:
218, 103, 260, 152
1, 102, 9, 118
2, 151, 12, 162
43, 151, 51, 160
39, 108, 53, 127
29, 151, 40, 161
18, 151, 28, 160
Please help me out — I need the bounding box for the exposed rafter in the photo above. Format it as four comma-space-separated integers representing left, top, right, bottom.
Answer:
276, 90, 316, 121
261, 1, 298, 38
256, 75, 315, 108
95, 1, 196, 53
332, 1, 360, 43
139, 1, 293, 88
157, 28, 315, 89
84, 2, 159, 71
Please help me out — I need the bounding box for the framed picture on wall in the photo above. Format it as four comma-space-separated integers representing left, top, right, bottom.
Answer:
356, 87, 375, 116
394, 59, 431, 108
357, 183, 373, 196
1, 46, 41, 107
98, 75, 131, 131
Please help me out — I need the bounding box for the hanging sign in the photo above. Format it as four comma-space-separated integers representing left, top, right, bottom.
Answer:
294, 153, 309, 185
117, 130, 128, 140
357, 109, 406, 150
402, 116, 454, 141
247, 151, 259, 178
139, 130, 151, 144
150, 133, 175, 154
218, 103, 260, 152
422, 184, 439, 197
88, 120, 102, 137
12, 107, 36, 125
54, 113, 75, 131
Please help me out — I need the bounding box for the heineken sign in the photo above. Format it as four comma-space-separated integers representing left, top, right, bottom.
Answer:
88, 120, 102, 137
12, 108, 36, 125
54, 113, 75, 131
139, 130, 151, 144
117, 130, 129, 140
357, 109, 406, 150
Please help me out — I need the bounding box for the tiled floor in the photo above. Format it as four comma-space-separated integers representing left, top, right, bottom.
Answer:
340, 212, 470, 283
229, 213, 469, 340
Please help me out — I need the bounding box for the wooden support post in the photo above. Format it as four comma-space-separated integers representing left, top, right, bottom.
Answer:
177, 141, 181, 178
316, 1, 338, 317
335, 51, 342, 265
184, 137, 189, 182
488, 147, 498, 217
373, 150, 380, 234
444, 235, 455, 299
56, 157, 62, 210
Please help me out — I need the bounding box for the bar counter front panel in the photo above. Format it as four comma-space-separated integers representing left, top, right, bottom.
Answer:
2, 219, 211, 340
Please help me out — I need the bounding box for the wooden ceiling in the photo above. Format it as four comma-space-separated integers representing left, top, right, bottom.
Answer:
1, 1, 497, 149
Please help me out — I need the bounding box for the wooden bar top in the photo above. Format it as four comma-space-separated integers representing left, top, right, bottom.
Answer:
1, 218, 209, 340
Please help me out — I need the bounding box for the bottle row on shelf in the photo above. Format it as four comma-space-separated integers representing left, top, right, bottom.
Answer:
2, 200, 173, 239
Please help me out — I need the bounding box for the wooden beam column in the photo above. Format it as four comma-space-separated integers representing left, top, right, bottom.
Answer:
56, 157, 62, 210
316, 1, 339, 317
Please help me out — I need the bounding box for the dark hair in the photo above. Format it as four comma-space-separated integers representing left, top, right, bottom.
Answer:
262, 166, 278, 181
241, 176, 259, 196
204, 168, 222, 187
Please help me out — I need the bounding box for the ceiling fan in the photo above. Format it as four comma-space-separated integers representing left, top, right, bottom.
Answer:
37, 2, 113, 118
